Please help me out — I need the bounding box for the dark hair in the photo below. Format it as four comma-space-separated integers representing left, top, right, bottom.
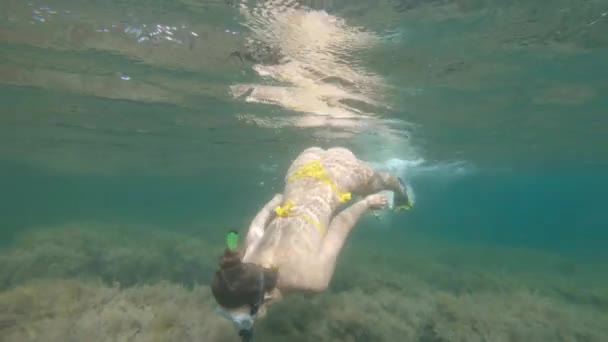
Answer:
211, 249, 278, 309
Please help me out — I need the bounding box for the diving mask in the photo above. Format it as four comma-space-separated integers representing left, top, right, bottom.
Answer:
216, 307, 255, 331
216, 270, 266, 340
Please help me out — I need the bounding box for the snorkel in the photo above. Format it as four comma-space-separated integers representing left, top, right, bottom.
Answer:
226, 230, 239, 252
215, 231, 266, 342
237, 271, 265, 342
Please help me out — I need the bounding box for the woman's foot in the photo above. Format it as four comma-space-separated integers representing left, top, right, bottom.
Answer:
394, 177, 414, 211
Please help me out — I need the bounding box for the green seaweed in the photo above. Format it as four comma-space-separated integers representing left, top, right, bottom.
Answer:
1, 223, 607, 341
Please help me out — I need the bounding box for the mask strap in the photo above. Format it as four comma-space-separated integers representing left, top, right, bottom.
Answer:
250, 271, 265, 315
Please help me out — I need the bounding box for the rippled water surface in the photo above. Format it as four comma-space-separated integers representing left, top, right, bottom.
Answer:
2, 0, 606, 172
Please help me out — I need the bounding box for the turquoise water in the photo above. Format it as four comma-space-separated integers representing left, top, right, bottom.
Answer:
3, 161, 607, 256
1, 1, 608, 341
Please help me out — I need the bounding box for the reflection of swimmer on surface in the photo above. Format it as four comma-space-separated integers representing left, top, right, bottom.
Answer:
211, 147, 414, 341
228, 3, 389, 131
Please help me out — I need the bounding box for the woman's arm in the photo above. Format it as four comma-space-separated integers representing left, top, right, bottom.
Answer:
244, 193, 284, 250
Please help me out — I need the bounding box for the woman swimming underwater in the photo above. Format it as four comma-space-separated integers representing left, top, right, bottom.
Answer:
211, 147, 414, 341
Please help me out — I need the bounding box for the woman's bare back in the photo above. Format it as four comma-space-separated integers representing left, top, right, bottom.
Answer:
243, 147, 409, 291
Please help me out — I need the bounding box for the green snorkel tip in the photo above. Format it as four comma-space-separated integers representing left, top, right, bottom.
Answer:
226, 230, 239, 251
